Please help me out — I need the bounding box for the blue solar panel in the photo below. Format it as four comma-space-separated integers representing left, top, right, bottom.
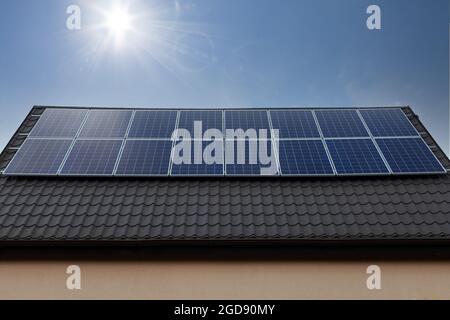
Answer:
9, 107, 446, 177
225, 111, 271, 139
128, 111, 178, 139
278, 140, 334, 175
360, 109, 418, 137
177, 111, 223, 140
376, 138, 445, 174
30, 109, 88, 138
4, 139, 72, 175
79, 110, 132, 138
225, 140, 278, 176
316, 110, 369, 138
270, 110, 320, 138
116, 140, 172, 176
171, 140, 224, 175
326, 139, 389, 174
60, 140, 123, 175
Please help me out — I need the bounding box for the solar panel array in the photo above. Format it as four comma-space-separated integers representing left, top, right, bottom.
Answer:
178, 111, 223, 140
128, 111, 178, 139
315, 110, 369, 138
270, 110, 320, 138
326, 139, 389, 175
3, 107, 447, 177
116, 140, 173, 176
278, 140, 334, 175
79, 110, 132, 138
226, 140, 276, 176
61, 140, 123, 175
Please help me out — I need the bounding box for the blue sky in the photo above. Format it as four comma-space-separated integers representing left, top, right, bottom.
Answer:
0, 0, 448, 153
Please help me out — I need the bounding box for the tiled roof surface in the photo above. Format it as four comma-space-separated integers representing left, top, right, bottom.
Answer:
0, 106, 449, 243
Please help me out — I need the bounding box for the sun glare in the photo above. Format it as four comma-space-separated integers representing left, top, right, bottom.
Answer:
106, 7, 132, 45
83, 0, 212, 81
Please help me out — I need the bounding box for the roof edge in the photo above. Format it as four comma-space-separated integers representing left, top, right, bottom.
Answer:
1, 237, 450, 248
403, 105, 450, 169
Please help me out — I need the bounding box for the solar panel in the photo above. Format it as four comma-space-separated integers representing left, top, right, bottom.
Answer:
278, 140, 334, 175
360, 109, 418, 137
225, 111, 271, 139
177, 111, 223, 140
326, 139, 389, 174
270, 110, 320, 138
171, 140, 224, 175
116, 140, 172, 176
4, 139, 72, 175
225, 140, 278, 176
30, 109, 88, 138
376, 138, 446, 174
60, 140, 123, 175
128, 110, 178, 139
316, 110, 369, 138
5, 107, 446, 178
79, 110, 133, 138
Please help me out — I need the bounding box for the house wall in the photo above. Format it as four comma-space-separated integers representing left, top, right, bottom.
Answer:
0, 248, 449, 299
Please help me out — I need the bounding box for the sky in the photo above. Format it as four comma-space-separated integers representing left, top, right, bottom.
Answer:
0, 0, 449, 153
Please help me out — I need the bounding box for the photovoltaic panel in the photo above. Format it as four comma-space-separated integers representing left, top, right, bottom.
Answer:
177, 111, 223, 140
6, 107, 447, 178
278, 140, 334, 175
60, 140, 123, 175
316, 110, 369, 138
171, 140, 224, 175
326, 139, 389, 175
4, 139, 72, 175
29, 109, 88, 138
225, 111, 271, 139
359, 109, 419, 137
225, 140, 278, 176
79, 110, 132, 138
376, 138, 446, 174
116, 140, 172, 175
128, 111, 178, 139
270, 110, 320, 138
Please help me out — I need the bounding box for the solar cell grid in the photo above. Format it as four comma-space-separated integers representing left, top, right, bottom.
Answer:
60, 140, 123, 175
128, 111, 178, 139
360, 109, 419, 137
4, 139, 72, 175
79, 110, 133, 138
116, 140, 172, 175
270, 110, 320, 139
178, 111, 223, 140
278, 140, 334, 175
376, 138, 445, 174
225, 140, 278, 176
225, 111, 271, 139
171, 140, 224, 175
326, 139, 389, 175
29, 109, 87, 138
316, 110, 369, 138
4, 107, 447, 178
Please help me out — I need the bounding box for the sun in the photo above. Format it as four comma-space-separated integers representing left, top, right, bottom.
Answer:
105, 6, 133, 45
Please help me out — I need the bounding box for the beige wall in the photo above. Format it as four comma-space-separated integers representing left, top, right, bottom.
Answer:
0, 258, 449, 300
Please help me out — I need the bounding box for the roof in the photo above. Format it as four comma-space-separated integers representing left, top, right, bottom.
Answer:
0, 106, 450, 245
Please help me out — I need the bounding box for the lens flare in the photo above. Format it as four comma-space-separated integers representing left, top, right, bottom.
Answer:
106, 6, 132, 45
